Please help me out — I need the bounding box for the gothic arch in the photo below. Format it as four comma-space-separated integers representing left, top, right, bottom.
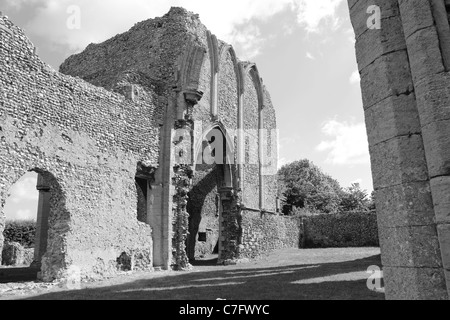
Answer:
207, 31, 220, 117
193, 121, 237, 189
243, 62, 265, 209
0, 167, 69, 281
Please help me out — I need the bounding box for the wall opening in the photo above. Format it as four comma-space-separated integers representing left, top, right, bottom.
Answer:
135, 177, 149, 224
1, 172, 38, 270
187, 127, 231, 263
0, 170, 67, 283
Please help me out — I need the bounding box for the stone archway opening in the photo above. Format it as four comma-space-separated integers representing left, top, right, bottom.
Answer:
0, 170, 67, 283
135, 177, 149, 224
1, 172, 38, 282
187, 126, 234, 264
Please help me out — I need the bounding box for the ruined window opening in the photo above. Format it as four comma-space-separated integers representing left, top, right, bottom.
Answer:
2, 172, 39, 269
187, 127, 231, 262
198, 232, 207, 242
116, 252, 132, 271
135, 177, 149, 224
0, 170, 66, 283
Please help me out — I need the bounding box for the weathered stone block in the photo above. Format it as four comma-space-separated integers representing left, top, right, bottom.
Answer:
369, 134, 428, 190
415, 73, 450, 127
430, 177, 450, 224
379, 226, 442, 268
354, 16, 407, 71
23, 248, 34, 267
437, 224, 450, 270
421, 120, 450, 178
360, 50, 414, 109
403, 26, 445, 84
384, 266, 448, 300
349, 0, 400, 39
364, 93, 420, 146
445, 269, 450, 297
1, 242, 25, 266
398, 0, 434, 39
375, 181, 434, 228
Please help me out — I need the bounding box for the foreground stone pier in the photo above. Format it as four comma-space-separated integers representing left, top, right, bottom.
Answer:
348, 0, 450, 299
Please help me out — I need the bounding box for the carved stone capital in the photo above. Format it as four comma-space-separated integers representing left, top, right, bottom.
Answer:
183, 89, 204, 105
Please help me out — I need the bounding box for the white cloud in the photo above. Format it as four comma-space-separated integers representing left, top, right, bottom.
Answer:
9, 174, 39, 203
4, 0, 40, 9
295, 0, 345, 33
12, 0, 346, 60
316, 120, 369, 165
15, 209, 34, 221
344, 27, 356, 44
3, 173, 39, 221
349, 70, 360, 84
229, 23, 264, 60
306, 52, 316, 60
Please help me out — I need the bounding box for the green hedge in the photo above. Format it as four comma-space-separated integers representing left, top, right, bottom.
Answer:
301, 212, 379, 248
3, 220, 36, 248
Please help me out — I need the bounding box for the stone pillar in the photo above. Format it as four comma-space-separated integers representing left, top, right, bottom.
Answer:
237, 63, 245, 198
218, 186, 241, 263
348, 0, 448, 299
171, 89, 203, 270
151, 93, 177, 270
32, 174, 50, 268
147, 183, 163, 268
397, 0, 450, 298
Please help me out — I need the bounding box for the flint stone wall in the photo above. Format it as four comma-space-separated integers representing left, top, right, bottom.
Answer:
1, 6, 285, 279
0, 14, 155, 281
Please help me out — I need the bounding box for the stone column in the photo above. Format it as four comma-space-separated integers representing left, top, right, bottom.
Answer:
171, 89, 203, 270
348, 0, 447, 299
31, 174, 50, 268
151, 93, 177, 270
218, 186, 241, 264
397, 0, 450, 298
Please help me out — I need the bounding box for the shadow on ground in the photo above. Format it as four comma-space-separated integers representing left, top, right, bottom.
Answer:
0, 267, 39, 284
12, 254, 383, 300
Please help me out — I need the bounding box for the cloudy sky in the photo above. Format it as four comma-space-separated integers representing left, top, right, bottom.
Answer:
1, 0, 372, 221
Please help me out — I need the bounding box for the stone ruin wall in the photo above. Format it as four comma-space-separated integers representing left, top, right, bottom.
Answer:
59, 8, 287, 265
1, 6, 296, 281
0, 14, 158, 281
349, 0, 450, 299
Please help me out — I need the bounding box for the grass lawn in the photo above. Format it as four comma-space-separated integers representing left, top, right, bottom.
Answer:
0, 247, 384, 300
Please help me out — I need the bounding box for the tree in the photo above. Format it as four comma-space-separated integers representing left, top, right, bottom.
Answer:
278, 160, 343, 214
339, 183, 371, 213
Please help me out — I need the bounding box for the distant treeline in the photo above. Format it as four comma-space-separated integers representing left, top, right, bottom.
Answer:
3, 220, 36, 248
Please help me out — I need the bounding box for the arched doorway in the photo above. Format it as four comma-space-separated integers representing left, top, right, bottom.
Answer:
186, 126, 235, 263
0, 169, 67, 282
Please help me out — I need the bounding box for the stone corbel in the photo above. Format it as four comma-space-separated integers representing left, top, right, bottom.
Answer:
183, 89, 204, 106
176, 89, 204, 123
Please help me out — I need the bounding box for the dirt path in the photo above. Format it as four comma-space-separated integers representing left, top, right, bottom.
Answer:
0, 248, 384, 300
